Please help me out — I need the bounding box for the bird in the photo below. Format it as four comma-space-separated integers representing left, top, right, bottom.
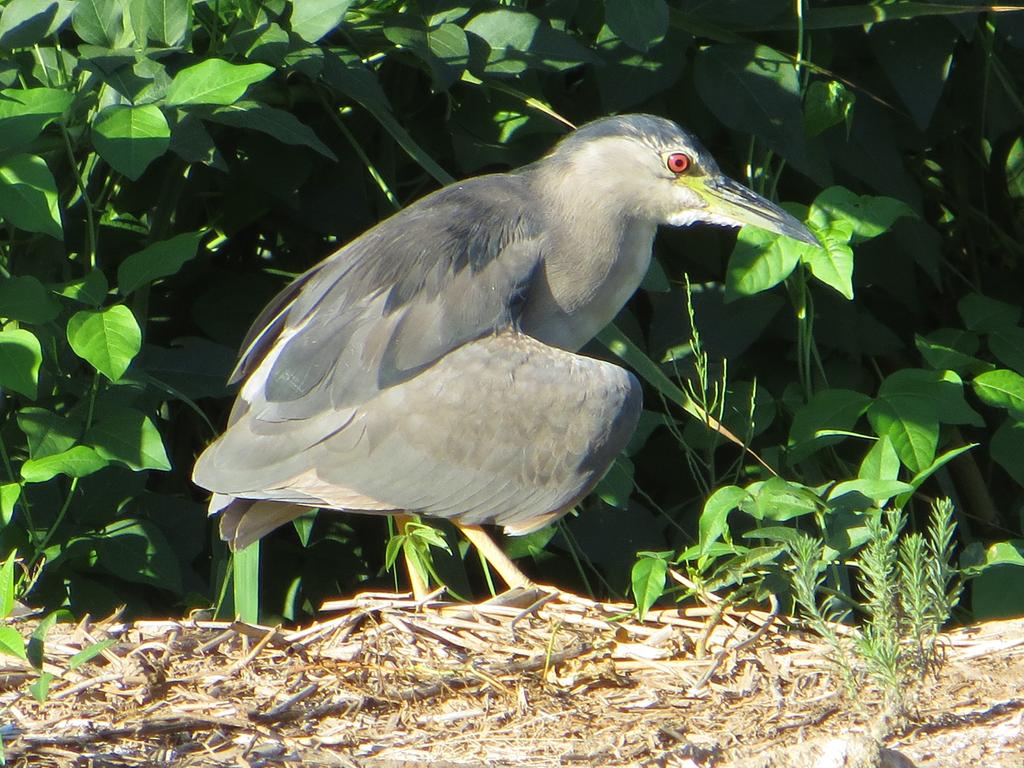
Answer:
192, 113, 818, 600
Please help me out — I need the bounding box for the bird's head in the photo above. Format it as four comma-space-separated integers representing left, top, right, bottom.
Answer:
545, 114, 819, 246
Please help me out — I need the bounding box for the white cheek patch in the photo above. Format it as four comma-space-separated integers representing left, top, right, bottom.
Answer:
665, 210, 744, 229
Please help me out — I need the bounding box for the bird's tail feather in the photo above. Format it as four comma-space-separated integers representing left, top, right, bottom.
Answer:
213, 495, 309, 550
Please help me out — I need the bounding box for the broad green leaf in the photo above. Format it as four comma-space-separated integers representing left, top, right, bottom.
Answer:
86, 518, 183, 593
0, 552, 15, 618
129, 0, 189, 47
0, 0, 72, 49
165, 59, 272, 107
866, 399, 937, 475
631, 554, 668, 619
973, 369, 1024, 419
168, 112, 225, 169
989, 327, 1024, 375
804, 79, 854, 137
828, 478, 913, 503
29, 671, 53, 702
594, 455, 633, 509
604, 0, 668, 52
958, 293, 1020, 333
0, 625, 27, 660
961, 540, 1024, 572
788, 388, 873, 462
207, 102, 335, 159
0, 87, 74, 153
384, 20, 469, 91
699, 485, 748, 549
233, 541, 260, 622
17, 407, 81, 458
91, 104, 170, 181
21, 445, 108, 482
27, 611, 57, 668
992, 419, 1024, 487
290, 0, 353, 43
0, 483, 19, 525
802, 219, 854, 299
725, 226, 811, 299
72, 0, 124, 46
0, 275, 60, 323
84, 408, 171, 471
745, 477, 819, 522
117, 230, 203, 295
66, 304, 142, 381
808, 186, 914, 241
465, 8, 599, 74
858, 435, 900, 482
136, 337, 234, 400
54, 269, 109, 306
694, 43, 819, 180
0, 153, 62, 238
915, 328, 987, 375
0, 327, 42, 399
877, 369, 983, 427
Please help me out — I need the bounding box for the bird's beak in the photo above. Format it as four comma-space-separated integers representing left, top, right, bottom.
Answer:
695, 175, 821, 246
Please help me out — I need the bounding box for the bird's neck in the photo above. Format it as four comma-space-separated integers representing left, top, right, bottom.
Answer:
520, 166, 657, 351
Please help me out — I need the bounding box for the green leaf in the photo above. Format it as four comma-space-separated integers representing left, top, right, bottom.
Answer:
958, 293, 1020, 333
866, 399, 937, 475
0, 327, 42, 399
804, 79, 854, 137
725, 226, 811, 299
604, 0, 668, 52
117, 231, 203, 295
54, 269, 109, 306
207, 102, 336, 159
69, 637, 116, 669
594, 456, 633, 509
877, 369, 983, 427
67, 304, 142, 381
91, 104, 170, 181
788, 388, 873, 462
973, 369, 1024, 419
72, 0, 124, 46
384, 19, 469, 91
802, 219, 854, 299
631, 554, 668, 619
992, 419, 1024, 487
1, 483, 19, 525
915, 328, 986, 375
0, 625, 27, 660
695, 43, 818, 180
962, 540, 1024, 572
233, 540, 260, 622
858, 435, 900, 482
22, 445, 108, 482
0, 0, 72, 49
29, 671, 53, 702
17, 407, 81, 458
465, 8, 599, 74
165, 59, 273, 107
989, 327, 1024, 375
808, 186, 914, 241
699, 485, 748, 550
0, 552, 15, 618
0, 153, 62, 238
828, 478, 913, 503
746, 477, 819, 522
87, 518, 183, 593
290, 0, 353, 43
129, 0, 189, 47
84, 408, 171, 471
0, 87, 74, 153
0, 275, 60, 323
136, 337, 234, 400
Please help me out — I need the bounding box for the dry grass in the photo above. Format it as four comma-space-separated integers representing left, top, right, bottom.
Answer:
2, 590, 1023, 767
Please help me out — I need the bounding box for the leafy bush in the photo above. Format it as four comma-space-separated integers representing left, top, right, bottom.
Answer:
0, 0, 1022, 622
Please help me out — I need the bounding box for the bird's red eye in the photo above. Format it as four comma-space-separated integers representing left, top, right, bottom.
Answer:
667, 152, 691, 174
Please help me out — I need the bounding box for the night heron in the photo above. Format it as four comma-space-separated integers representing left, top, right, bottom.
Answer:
192, 114, 817, 598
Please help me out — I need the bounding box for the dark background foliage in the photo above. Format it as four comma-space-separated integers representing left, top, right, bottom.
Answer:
1, 0, 1023, 624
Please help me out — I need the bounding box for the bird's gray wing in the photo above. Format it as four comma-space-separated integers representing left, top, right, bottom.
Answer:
195, 331, 641, 535
194, 174, 546, 486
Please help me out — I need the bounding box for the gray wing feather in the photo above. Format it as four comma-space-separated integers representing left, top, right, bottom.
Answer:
194, 332, 641, 533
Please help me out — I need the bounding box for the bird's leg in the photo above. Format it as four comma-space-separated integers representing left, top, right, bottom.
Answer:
394, 513, 431, 601
457, 524, 534, 591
